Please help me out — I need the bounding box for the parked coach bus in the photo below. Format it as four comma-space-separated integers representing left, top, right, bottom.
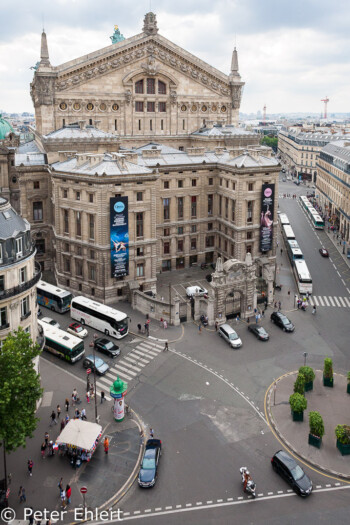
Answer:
70, 296, 129, 339
37, 280, 73, 313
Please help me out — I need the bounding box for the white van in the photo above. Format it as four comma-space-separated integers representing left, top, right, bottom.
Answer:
186, 286, 208, 297
218, 323, 242, 349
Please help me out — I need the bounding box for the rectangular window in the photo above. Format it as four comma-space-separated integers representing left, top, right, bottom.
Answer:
225, 197, 228, 219
150, 119, 152, 131
33, 181, 40, 189
183, 120, 185, 130
208, 222, 213, 231
36, 239, 45, 257
147, 78, 155, 94
0, 306, 8, 328
63, 189, 68, 198
138, 119, 141, 130
178, 180, 183, 188
21, 296, 30, 319
158, 102, 166, 112
232, 182, 236, 190
178, 239, 183, 251
163, 242, 170, 254
218, 237, 221, 248
191, 238, 197, 250
76, 260, 83, 277
231, 200, 236, 222
248, 183, 254, 191
164, 181, 169, 189
115, 119, 117, 131
33, 201, 43, 221
247, 201, 253, 223
20, 267, 27, 284
208, 177, 213, 185
137, 191, 143, 201
191, 196, 197, 218
76, 211, 82, 237
16, 237, 23, 257
247, 232, 252, 240
89, 193, 94, 203
135, 79, 144, 93
64, 209, 69, 234
178, 226, 183, 234
219, 196, 222, 215
76, 191, 80, 201
206, 236, 214, 247
191, 225, 197, 233
0, 275, 4, 293
136, 247, 144, 256
135, 101, 144, 112
226, 180, 229, 188
231, 244, 235, 256
147, 102, 155, 112
163, 228, 170, 236
64, 257, 70, 273
89, 214, 95, 240
136, 263, 144, 277
158, 80, 166, 94
90, 250, 95, 260
246, 245, 252, 254
163, 198, 170, 220
136, 212, 144, 238
161, 119, 164, 130
89, 265, 96, 281
191, 179, 197, 187
178, 197, 184, 219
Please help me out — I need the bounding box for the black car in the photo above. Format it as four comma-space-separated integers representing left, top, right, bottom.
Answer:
94, 337, 120, 358
271, 450, 313, 497
138, 439, 162, 488
248, 325, 269, 341
270, 311, 295, 332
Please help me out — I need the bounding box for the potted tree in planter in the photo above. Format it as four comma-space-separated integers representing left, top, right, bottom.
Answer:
347, 372, 350, 394
294, 372, 306, 395
323, 357, 334, 387
308, 411, 324, 448
289, 392, 307, 421
335, 425, 350, 455
299, 366, 315, 392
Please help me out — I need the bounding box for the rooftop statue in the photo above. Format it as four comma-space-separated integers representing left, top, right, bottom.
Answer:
110, 25, 125, 44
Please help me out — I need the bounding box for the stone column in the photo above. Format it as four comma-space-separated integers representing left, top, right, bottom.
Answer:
173, 295, 180, 326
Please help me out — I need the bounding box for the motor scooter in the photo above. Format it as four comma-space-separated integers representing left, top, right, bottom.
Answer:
240, 467, 256, 498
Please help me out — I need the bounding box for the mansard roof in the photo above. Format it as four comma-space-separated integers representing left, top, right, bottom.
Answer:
43, 125, 116, 141
51, 152, 152, 176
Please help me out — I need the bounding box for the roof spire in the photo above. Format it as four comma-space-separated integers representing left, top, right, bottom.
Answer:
230, 47, 240, 78
40, 30, 51, 66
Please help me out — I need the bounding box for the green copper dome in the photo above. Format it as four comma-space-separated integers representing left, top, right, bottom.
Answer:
0, 115, 14, 140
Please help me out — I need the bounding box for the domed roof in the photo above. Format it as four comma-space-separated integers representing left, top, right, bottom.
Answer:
0, 114, 14, 140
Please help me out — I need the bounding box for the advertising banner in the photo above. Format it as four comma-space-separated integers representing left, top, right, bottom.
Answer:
110, 197, 129, 278
260, 183, 275, 252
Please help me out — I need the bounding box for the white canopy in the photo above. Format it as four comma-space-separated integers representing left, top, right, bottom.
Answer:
56, 419, 102, 452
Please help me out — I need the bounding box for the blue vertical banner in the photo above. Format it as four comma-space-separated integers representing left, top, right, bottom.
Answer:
260, 183, 275, 252
110, 197, 129, 278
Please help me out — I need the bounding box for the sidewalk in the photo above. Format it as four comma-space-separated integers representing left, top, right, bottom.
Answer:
266, 370, 350, 479
324, 224, 350, 270
6, 358, 142, 523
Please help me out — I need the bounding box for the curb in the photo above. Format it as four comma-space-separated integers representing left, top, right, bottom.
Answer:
266, 370, 350, 481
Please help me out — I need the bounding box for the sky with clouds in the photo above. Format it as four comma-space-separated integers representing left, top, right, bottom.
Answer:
1, 0, 349, 115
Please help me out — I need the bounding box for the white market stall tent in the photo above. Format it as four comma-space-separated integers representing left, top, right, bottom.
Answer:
56, 419, 102, 466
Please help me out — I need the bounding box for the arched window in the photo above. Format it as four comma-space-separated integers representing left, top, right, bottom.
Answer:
158, 80, 166, 94
135, 80, 144, 94
147, 78, 155, 94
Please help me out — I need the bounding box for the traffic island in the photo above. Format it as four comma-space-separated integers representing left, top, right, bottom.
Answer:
266, 370, 350, 478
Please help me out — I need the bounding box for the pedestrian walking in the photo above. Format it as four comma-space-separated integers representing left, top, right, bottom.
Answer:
278, 301, 281, 310
276, 240, 279, 247
280, 248, 283, 255
57, 405, 61, 418
101, 391, 105, 404
149, 427, 154, 438
44, 432, 49, 446
215, 321, 218, 331
144, 322, 148, 335
66, 484, 71, 505
81, 408, 87, 420
65, 398, 70, 411
50, 410, 57, 426
236, 315, 240, 323
58, 477, 63, 495
261, 309, 265, 318
18, 486, 26, 503
288, 290, 290, 296
255, 314, 259, 324
27, 459, 33, 476
104, 437, 109, 454
312, 305, 316, 315
163, 341, 169, 351
163, 320, 167, 329
198, 324, 202, 333
247, 317, 250, 324
61, 488, 66, 509
60, 419, 65, 432
65, 415, 69, 424
86, 391, 90, 404
41, 442, 46, 458
274, 301, 277, 309
137, 323, 142, 333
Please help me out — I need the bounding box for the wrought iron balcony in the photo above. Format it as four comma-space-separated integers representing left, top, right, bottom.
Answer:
0, 262, 41, 301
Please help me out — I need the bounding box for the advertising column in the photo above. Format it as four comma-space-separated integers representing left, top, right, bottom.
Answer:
110, 197, 129, 278
260, 183, 275, 253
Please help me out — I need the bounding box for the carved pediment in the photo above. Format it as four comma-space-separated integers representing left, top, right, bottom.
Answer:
54, 36, 230, 96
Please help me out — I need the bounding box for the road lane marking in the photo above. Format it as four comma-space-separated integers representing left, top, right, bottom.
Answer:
338, 297, 346, 307
328, 297, 335, 306
323, 296, 330, 306
345, 297, 350, 307
333, 297, 341, 307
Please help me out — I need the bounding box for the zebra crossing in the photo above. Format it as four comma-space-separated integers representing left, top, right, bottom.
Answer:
95, 339, 164, 396
310, 296, 350, 308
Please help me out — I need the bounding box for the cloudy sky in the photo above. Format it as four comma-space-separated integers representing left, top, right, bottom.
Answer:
1, 0, 349, 115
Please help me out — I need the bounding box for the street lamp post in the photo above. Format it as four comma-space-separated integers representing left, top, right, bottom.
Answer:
303, 352, 308, 367
89, 334, 99, 423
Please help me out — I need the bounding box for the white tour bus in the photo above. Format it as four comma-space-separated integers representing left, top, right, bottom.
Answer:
293, 259, 313, 295
70, 296, 129, 339
38, 320, 85, 363
279, 213, 290, 226
37, 280, 73, 313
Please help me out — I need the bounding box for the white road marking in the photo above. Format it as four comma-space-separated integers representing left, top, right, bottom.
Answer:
333, 297, 341, 307
165, 506, 172, 510
337, 271, 341, 277
338, 297, 346, 307
268, 492, 273, 495
328, 297, 335, 306
105, 368, 133, 381
344, 297, 350, 307
313, 296, 319, 306
323, 296, 330, 306
347, 288, 350, 294
144, 509, 151, 513
217, 499, 223, 503
133, 511, 141, 515
112, 363, 137, 376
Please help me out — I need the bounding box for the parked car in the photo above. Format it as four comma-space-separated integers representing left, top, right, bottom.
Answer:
67, 322, 88, 338
41, 317, 60, 329
186, 286, 208, 298
271, 450, 313, 497
94, 337, 120, 358
138, 439, 162, 488
248, 325, 269, 341
319, 248, 329, 257
83, 355, 110, 375
218, 323, 242, 349
270, 311, 295, 332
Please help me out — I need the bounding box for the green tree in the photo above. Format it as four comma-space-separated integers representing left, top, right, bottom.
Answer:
260, 136, 278, 152
0, 328, 43, 452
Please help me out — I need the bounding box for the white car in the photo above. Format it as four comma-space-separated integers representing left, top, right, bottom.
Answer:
186, 286, 208, 298
67, 322, 88, 339
41, 317, 61, 329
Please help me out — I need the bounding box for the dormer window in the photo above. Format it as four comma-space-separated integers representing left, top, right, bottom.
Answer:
158, 80, 166, 94
135, 80, 144, 94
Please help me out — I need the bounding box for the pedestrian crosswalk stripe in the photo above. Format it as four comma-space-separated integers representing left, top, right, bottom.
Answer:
328, 297, 335, 306
138, 343, 160, 355
105, 368, 133, 381
118, 360, 142, 372
338, 297, 346, 307
131, 349, 152, 362
311, 296, 350, 308
333, 297, 341, 307
142, 341, 163, 351
344, 297, 350, 307
128, 353, 150, 365
323, 296, 330, 306
123, 355, 144, 368
112, 363, 137, 376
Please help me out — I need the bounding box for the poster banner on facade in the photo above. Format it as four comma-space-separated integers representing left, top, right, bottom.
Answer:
110, 197, 129, 278
260, 183, 275, 252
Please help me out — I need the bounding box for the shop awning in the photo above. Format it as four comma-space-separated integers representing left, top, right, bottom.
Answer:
56, 420, 102, 452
